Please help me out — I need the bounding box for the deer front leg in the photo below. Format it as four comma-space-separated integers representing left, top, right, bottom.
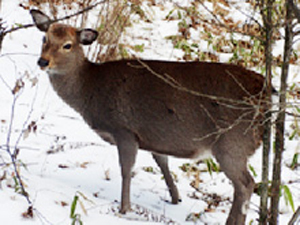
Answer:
116, 131, 138, 214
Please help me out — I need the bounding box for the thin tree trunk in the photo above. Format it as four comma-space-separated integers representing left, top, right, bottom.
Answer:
270, 1, 294, 224
259, 0, 274, 224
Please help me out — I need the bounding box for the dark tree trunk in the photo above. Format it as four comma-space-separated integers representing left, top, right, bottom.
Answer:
259, 0, 274, 224
270, 1, 294, 224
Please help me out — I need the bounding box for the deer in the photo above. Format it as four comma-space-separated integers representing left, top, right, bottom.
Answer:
30, 9, 268, 225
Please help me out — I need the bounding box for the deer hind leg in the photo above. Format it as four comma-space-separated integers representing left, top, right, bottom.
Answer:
152, 153, 180, 204
213, 142, 255, 225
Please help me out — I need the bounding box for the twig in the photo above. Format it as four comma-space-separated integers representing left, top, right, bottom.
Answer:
225, 70, 252, 97
14, 79, 39, 155
288, 206, 300, 225
193, 110, 254, 142
6, 95, 18, 152
5, 94, 32, 205
134, 59, 267, 107
0, 73, 11, 91
286, 111, 300, 118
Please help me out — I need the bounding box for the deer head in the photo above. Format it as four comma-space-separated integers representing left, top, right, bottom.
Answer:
30, 10, 98, 75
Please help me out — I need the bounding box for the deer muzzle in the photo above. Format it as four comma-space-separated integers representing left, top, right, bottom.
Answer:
38, 57, 49, 68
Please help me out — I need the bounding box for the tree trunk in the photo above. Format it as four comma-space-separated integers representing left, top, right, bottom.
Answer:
259, 0, 274, 224
270, 1, 294, 224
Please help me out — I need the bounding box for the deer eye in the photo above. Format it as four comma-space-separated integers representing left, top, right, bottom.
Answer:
63, 43, 72, 50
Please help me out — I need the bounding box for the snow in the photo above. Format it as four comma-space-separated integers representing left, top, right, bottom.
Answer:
0, 1, 299, 225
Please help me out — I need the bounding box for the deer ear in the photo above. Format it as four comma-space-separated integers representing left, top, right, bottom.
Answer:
77, 29, 98, 45
30, 9, 52, 32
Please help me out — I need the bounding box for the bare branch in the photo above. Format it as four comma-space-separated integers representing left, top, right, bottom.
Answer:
134, 59, 267, 109
286, 110, 300, 118
193, 109, 254, 142
5, 94, 32, 205
288, 206, 300, 225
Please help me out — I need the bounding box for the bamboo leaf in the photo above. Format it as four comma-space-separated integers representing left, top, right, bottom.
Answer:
289, 153, 298, 170
70, 195, 79, 218
204, 158, 219, 176
282, 185, 295, 212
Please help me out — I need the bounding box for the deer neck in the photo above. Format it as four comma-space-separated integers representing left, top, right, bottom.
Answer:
48, 59, 92, 112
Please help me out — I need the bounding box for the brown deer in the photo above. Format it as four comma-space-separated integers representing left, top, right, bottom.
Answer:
30, 9, 267, 225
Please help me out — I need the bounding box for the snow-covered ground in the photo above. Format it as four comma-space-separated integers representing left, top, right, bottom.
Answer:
0, 1, 299, 224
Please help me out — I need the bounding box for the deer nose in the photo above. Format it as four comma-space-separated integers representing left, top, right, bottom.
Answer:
37, 57, 49, 68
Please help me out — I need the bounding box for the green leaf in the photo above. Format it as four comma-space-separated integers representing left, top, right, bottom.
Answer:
206, 159, 212, 176
282, 184, 295, 212
292, 50, 298, 61
290, 153, 298, 170
191, 43, 199, 48
204, 158, 219, 176
133, 44, 144, 53
71, 215, 83, 225
177, 10, 182, 20
289, 129, 297, 140
165, 9, 175, 20
13, 175, 20, 193
143, 166, 154, 173
70, 195, 79, 219
14, 23, 24, 28
249, 164, 257, 177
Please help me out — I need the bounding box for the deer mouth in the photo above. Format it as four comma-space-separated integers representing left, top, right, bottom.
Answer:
37, 58, 60, 75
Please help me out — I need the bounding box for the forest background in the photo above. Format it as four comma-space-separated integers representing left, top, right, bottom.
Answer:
0, 0, 299, 224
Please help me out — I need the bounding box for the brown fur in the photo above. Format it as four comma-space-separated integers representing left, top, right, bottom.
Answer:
31, 9, 267, 225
